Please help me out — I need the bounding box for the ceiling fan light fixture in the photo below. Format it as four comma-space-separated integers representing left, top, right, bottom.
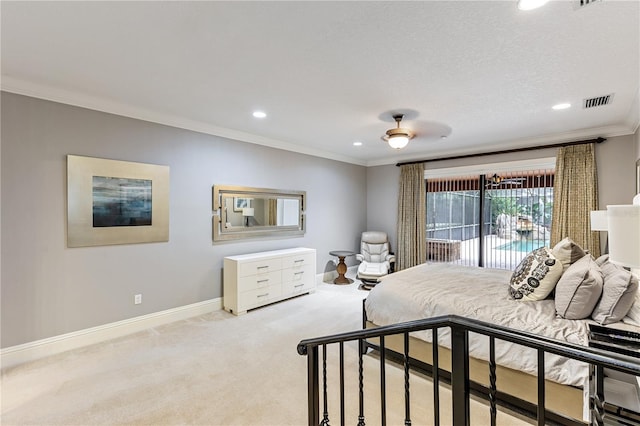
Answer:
384, 114, 414, 149
387, 134, 410, 149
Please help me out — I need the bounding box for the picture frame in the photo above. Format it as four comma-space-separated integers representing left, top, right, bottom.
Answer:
67, 155, 170, 247
233, 197, 251, 212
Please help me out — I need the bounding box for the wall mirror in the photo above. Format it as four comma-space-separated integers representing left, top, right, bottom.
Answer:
212, 185, 306, 242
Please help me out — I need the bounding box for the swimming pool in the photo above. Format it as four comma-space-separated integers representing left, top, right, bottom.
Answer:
495, 240, 548, 252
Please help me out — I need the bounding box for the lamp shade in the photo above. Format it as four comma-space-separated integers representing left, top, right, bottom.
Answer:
590, 210, 608, 231
607, 205, 640, 268
242, 208, 254, 217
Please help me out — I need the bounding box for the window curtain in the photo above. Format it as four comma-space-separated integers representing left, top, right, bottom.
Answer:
268, 199, 277, 226
551, 144, 601, 257
396, 163, 426, 270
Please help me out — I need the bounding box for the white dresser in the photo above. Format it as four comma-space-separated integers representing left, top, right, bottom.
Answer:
223, 247, 316, 315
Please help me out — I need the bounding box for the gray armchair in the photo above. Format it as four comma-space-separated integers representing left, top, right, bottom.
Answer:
356, 231, 395, 284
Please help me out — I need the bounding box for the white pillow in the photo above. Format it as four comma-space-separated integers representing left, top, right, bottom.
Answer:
592, 256, 639, 324
555, 255, 603, 320
551, 237, 587, 272
623, 285, 640, 326
509, 247, 563, 301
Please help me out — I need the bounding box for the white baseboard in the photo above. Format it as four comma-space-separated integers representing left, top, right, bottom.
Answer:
1, 298, 222, 369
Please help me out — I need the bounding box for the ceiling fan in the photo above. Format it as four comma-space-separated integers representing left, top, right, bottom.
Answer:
486, 174, 526, 187
382, 114, 414, 149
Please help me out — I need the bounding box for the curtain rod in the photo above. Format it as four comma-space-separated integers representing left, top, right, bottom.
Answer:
395, 137, 606, 167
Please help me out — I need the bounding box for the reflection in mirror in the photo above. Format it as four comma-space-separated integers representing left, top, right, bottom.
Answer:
222, 197, 300, 228
212, 185, 306, 242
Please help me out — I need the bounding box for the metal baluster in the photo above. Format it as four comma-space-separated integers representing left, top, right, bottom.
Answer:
321, 344, 330, 426
404, 332, 412, 426
380, 336, 387, 426
358, 339, 365, 426
489, 337, 497, 426
592, 364, 605, 426
340, 342, 345, 426
451, 326, 470, 426
308, 345, 320, 426
537, 349, 546, 426
432, 328, 440, 426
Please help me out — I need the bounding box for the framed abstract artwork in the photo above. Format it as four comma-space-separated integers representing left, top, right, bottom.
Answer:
67, 155, 170, 247
233, 197, 251, 212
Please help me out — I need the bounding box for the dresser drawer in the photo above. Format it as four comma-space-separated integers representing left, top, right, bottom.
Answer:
282, 265, 314, 295
282, 253, 315, 270
238, 284, 282, 311
237, 271, 282, 292
238, 258, 282, 277
282, 279, 314, 295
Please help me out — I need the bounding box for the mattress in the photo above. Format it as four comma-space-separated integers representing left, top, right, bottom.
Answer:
364, 262, 591, 387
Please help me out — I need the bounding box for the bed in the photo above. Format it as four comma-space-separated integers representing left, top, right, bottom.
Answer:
363, 262, 608, 424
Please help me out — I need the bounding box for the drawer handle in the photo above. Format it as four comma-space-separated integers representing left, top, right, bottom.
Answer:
257, 279, 269, 283
294, 271, 304, 276
257, 265, 269, 270
257, 293, 269, 298
294, 284, 305, 288
294, 259, 304, 263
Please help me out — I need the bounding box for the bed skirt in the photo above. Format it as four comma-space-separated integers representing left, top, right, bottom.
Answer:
364, 320, 586, 425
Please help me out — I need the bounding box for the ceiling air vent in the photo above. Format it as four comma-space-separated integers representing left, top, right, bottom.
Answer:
583, 93, 614, 109
577, 0, 601, 8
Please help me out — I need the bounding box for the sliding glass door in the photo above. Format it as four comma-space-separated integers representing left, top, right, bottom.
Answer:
426, 169, 554, 270
426, 176, 480, 266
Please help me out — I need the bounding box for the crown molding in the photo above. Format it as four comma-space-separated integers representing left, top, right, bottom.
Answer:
2, 76, 635, 169
624, 87, 640, 134
0, 76, 367, 167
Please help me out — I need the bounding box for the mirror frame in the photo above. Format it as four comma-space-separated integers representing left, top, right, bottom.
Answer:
212, 185, 306, 242
636, 158, 640, 194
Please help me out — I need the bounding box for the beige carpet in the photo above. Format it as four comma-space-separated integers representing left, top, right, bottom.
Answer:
1, 271, 533, 425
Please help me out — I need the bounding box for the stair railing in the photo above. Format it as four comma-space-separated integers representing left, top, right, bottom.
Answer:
297, 314, 640, 426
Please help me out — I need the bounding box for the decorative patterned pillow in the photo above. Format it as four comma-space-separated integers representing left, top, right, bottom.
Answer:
591, 256, 639, 324
509, 247, 564, 301
555, 255, 603, 320
551, 237, 587, 272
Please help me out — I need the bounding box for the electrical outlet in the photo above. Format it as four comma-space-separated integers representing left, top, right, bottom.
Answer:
134, 294, 142, 305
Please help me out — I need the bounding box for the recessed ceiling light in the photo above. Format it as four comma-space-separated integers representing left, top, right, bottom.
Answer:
252, 111, 267, 118
353, 141, 363, 146
552, 103, 571, 110
517, 0, 549, 10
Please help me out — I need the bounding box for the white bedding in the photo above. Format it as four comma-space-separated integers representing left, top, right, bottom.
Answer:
364, 262, 590, 387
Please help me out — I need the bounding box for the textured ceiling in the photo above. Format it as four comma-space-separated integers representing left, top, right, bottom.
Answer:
2, 1, 639, 166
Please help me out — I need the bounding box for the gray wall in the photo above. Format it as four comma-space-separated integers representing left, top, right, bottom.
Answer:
365, 165, 399, 251
596, 134, 638, 207
1, 92, 367, 347
367, 135, 638, 253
